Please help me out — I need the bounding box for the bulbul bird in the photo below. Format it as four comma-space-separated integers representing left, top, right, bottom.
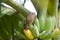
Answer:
26, 12, 36, 24
24, 12, 36, 29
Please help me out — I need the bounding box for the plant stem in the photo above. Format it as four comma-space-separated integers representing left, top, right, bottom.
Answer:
31, 0, 49, 18
4, 0, 30, 17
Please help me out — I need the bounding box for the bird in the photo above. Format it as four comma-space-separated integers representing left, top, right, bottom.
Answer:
26, 12, 36, 24
24, 12, 36, 29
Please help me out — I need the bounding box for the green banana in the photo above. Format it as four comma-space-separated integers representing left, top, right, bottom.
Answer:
29, 24, 39, 38
39, 15, 45, 32
34, 24, 40, 37
34, 17, 40, 32
18, 13, 26, 22
39, 31, 53, 39
44, 31, 53, 39
44, 16, 52, 31
39, 31, 47, 39
29, 24, 37, 38
15, 31, 29, 40
50, 16, 56, 31
15, 19, 29, 40
44, 16, 56, 32
19, 21, 24, 30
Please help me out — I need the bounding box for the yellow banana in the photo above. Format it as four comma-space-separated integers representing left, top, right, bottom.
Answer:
23, 29, 34, 39
53, 28, 60, 38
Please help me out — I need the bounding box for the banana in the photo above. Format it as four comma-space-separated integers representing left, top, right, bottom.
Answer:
23, 29, 34, 39
44, 31, 53, 39
50, 16, 56, 31
34, 17, 40, 32
52, 28, 60, 38
39, 15, 45, 32
53, 34, 60, 40
34, 24, 40, 37
19, 13, 26, 22
39, 31, 53, 39
15, 21, 29, 40
19, 21, 24, 30
44, 16, 55, 31
44, 16, 52, 31
29, 24, 39, 38
29, 24, 37, 38
16, 31, 29, 40
39, 31, 47, 39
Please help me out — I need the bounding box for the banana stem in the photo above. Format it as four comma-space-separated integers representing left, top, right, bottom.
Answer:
55, 0, 59, 28
4, 0, 30, 17
31, 0, 49, 18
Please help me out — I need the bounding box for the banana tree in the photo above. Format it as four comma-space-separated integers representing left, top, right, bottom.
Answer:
0, 0, 60, 40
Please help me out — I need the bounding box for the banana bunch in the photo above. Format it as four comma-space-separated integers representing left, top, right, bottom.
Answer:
44, 16, 56, 32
